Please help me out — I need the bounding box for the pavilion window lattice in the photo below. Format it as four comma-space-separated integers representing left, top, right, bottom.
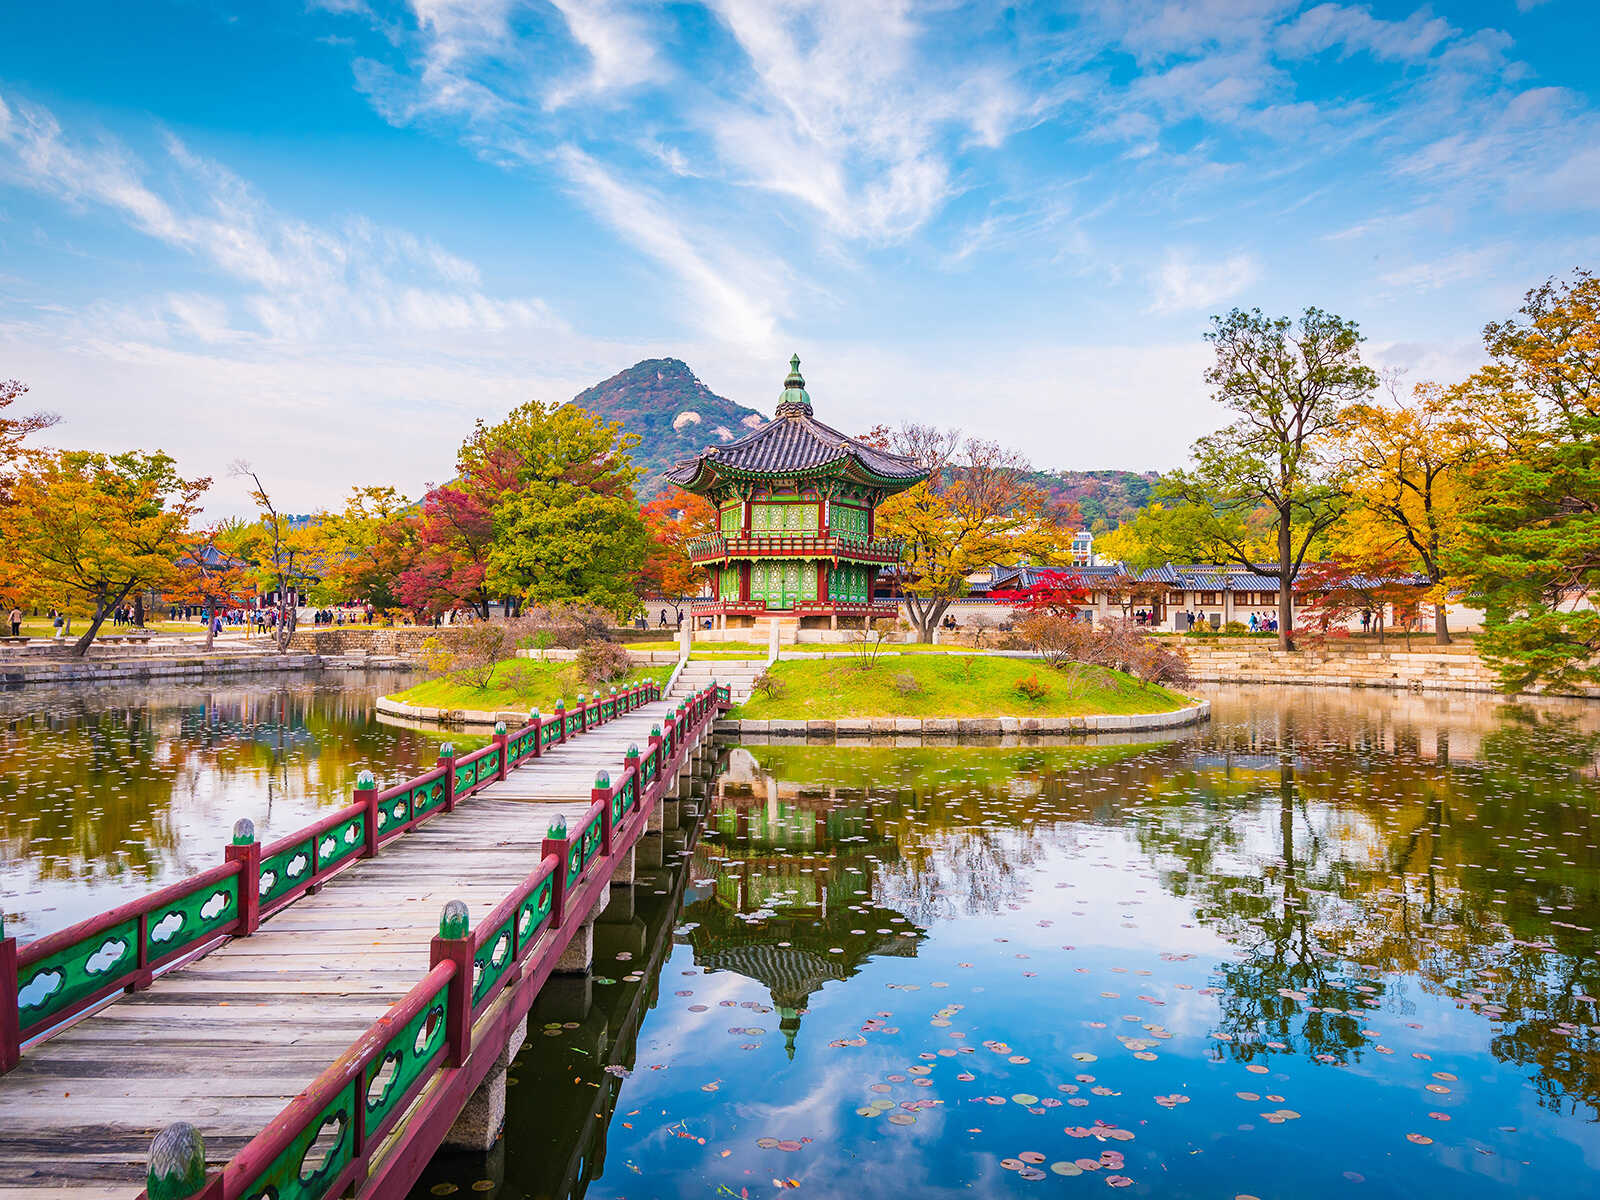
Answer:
828, 504, 868, 537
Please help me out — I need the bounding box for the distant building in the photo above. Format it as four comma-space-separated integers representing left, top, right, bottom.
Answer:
1070, 530, 1095, 565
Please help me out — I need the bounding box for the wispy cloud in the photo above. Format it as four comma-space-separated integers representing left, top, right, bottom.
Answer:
1146, 251, 1260, 314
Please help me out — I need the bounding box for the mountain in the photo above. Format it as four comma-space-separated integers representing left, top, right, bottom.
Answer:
1025, 469, 1161, 529
566, 358, 768, 497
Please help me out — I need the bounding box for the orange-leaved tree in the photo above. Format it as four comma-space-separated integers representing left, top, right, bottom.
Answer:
638, 486, 715, 622
1, 449, 208, 655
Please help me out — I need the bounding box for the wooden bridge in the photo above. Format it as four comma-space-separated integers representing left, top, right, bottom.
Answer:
0, 679, 731, 1200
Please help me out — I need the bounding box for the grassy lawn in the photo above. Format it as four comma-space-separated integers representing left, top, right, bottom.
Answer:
389, 659, 672, 714
731, 655, 1187, 719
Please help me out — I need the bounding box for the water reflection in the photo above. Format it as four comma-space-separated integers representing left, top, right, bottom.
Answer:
0, 671, 477, 939
420, 686, 1600, 1200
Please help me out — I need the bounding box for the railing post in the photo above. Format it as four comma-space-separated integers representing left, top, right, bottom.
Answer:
224, 819, 261, 937
357, 770, 379, 858
1, 916, 18, 1074
493, 721, 508, 782
438, 742, 457, 811
594, 772, 613, 857
555, 698, 567, 745
527, 711, 542, 759
147, 1122, 222, 1200
624, 746, 642, 814
576, 693, 587, 734
430, 900, 473, 1069
542, 818, 570, 927
648, 727, 662, 792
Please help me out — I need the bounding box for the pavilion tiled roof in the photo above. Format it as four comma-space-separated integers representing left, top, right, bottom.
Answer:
664, 355, 926, 488
977, 562, 1429, 594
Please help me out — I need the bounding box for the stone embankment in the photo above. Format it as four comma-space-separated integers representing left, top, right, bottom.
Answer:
0, 648, 321, 685
1178, 641, 1599, 698
717, 697, 1210, 740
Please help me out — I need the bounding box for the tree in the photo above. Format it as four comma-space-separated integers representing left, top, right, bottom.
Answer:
0, 379, 58, 502
1335, 377, 1485, 644
1295, 554, 1429, 648
230, 462, 316, 650
1, 450, 208, 655
1453, 270, 1600, 691
877, 435, 1061, 641
472, 399, 646, 619
637, 486, 716, 620
1161, 307, 1377, 650
398, 479, 499, 621
313, 486, 416, 613
170, 521, 255, 649
988, 568, 1090, 618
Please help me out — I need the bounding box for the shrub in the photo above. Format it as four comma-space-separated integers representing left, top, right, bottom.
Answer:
753, 668, 784, 699
892, 671, 920, 697
419, 635, 454, 677
1222, 621, 1250, 635
1015, 672, 1050, 702
450, 622, 512, 690
1019, 614, 1190, 686
576, 639, 631, 685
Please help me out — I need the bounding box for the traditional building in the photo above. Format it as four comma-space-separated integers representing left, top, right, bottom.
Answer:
667, 355, 927, 632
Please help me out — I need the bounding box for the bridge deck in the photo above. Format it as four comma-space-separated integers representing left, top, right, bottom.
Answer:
0, 696, 687, 1197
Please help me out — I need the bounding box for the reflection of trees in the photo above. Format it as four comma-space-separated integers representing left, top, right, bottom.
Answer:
0, 674, 476, 918
1131, 703, 1600, 1116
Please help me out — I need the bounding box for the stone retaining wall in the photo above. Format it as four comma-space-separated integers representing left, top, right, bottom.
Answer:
718, 698, 1209, 738
288, 626, 469, 656
1179, 642, 1599, 698
0, 653, 322, 685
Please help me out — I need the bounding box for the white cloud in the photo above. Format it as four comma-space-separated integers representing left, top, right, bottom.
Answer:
1146, 251, 1260, 314
545, 0, 666, 108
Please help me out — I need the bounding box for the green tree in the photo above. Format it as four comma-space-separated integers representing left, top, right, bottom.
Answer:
0, 449, 208, 655
312, 485, 416, 613
466, 400, 647, 618
1160, 307, 1377, 649
1454, 270, 1600, 691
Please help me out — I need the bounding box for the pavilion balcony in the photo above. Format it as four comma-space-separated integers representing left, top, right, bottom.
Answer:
688, 598, 900, 618
687, 532, 905, 566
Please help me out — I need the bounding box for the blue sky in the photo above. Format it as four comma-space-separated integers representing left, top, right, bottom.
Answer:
2, 1, 1597, 513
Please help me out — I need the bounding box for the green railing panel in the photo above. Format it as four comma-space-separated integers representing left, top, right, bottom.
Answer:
375, 791, 411, 839
454, 761, 476, 792
541, 721, 560, 747
16, 915, 140, 1030
237, 1080, 356, 1200
565, 840, 583, 888
580, 814, 602, 867
471, 915, 516, 1008
643, 754, 657, 784
362, 984, 447, 1137
146, 873, 239, 960
517, 878, 553, 946
260, 835, 317, 906
317, 814, 365, 871
412, 778, 447, 819
564, 714, 580, 737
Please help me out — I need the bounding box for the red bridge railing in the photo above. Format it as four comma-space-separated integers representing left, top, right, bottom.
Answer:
149, 682, 728, 1200
0, 679, 672, 1073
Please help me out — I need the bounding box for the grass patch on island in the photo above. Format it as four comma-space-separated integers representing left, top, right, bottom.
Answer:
730, 654, 1186, 720
389, 658, 672, 715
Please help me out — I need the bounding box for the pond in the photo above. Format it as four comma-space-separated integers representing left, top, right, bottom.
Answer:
0, 669, 482, 940
414, 685, 1600, 1200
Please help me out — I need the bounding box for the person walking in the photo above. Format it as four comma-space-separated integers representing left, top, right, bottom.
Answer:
50, 608, 64, 639
8, 606, 20, 638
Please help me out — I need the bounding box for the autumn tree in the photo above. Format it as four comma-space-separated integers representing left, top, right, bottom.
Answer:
171, 521, 256, 649
638, 485, 716, 620
1296, 553, 1429, 648
877, 434, 1061, 641
1334, 377, 1485, 644
230, 461, 317, 650
0, 379, 58, 503
1160, 307, 1377, 649
1453, 270, 1600, 691
313, 486, 416, 613
1, 450, 208, 655
398, 478, 500, 621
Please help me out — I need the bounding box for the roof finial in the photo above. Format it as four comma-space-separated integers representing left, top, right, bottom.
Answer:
776, 352, 812, 417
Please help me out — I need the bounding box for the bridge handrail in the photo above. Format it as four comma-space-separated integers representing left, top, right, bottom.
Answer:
11, 859, 247, 1048
167, 681, 729, 1200
0, 679, 665, 1071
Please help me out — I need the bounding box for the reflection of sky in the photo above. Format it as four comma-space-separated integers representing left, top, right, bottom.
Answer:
537, 716, 1600, 1200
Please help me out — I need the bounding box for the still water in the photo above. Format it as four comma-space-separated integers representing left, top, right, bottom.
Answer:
0, 670, 482, 939
417, 686, 1600, 1200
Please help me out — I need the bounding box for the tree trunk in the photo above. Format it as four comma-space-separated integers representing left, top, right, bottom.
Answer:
1276, 513, 1295, 652
1433, 600, 1451, 645
204, 600, 216, 651
133, 593, 145, 628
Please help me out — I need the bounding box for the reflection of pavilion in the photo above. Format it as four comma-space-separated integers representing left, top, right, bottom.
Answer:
683, 752, 923, 1057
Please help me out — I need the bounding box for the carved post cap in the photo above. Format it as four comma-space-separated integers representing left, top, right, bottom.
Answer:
147, 1122, 207, 1200
626, 743, 639, 759
528, 710, 539, 721
594, 770, 610, 789
230, 818, 255, 846
555, 698, 565, 710
493, 720, 507, 734
355, 769, 377, 791
439, 742, 454, 758
546, 814, 568, 839
650, 723, 661, 737
438, 899, 470, 940
577, 692, 586, 702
